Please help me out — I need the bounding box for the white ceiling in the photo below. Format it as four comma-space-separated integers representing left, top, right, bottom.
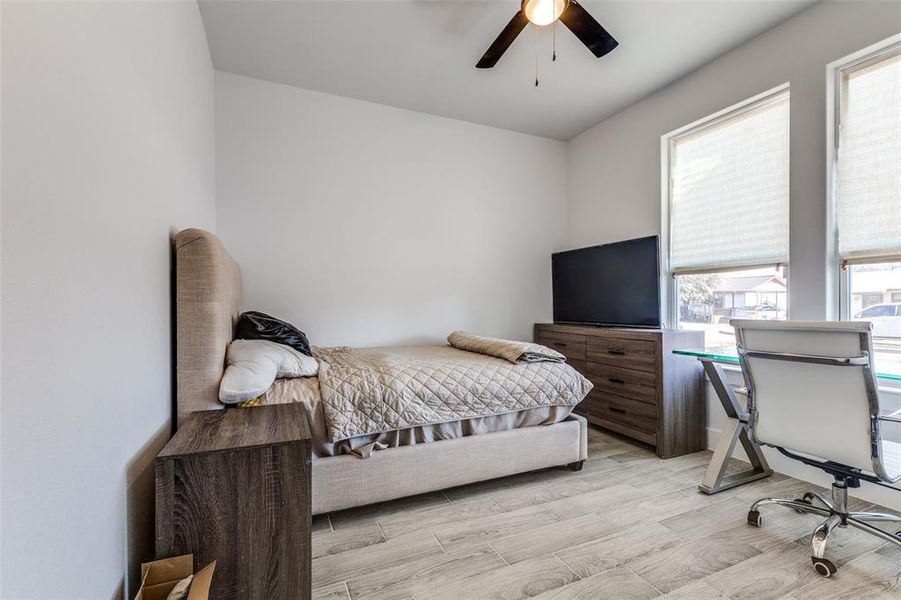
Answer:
199, 0, 817, 140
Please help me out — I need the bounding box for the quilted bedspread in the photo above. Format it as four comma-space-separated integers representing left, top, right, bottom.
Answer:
315, 345, 593, 442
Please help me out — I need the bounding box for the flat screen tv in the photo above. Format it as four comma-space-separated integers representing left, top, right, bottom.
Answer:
552, 235, 661, 328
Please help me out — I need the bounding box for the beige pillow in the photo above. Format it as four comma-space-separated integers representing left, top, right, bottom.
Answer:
219, 339, 318, 404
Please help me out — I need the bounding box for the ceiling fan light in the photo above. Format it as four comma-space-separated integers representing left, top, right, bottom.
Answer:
523, 0, 567, 27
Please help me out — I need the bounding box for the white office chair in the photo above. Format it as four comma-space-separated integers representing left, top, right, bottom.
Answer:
732, 319, 901, 577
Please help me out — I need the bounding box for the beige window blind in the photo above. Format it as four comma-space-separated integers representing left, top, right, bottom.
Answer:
836, 50, 901, 264
669, 91, 790, 275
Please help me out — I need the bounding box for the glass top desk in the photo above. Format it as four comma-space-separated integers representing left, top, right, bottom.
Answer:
672, 346, 901, 494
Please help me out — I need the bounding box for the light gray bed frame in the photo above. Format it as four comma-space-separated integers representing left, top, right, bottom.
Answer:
174, 228, 588, 515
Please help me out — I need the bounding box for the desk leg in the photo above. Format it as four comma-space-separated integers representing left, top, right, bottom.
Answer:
699, 360, 773, 494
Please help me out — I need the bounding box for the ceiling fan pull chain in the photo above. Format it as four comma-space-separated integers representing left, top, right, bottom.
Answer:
553, 20, 556, 62
534, 26, 539, 86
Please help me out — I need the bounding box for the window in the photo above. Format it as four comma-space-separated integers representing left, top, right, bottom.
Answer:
663, 86, 790, 346
831, 36, 901, 349
678, 267, 787, 346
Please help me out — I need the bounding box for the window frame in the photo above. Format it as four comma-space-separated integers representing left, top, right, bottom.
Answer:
827, 33, 901, 322
660, 83, 791, 329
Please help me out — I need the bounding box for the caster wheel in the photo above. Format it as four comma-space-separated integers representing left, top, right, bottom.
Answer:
747, 510, 762, 527
792, 498, 813, 514
811, 557, 837, 577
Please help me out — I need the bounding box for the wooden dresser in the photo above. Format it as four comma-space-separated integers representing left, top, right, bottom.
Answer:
535, 323, 705, 458
156, 403, 312, 600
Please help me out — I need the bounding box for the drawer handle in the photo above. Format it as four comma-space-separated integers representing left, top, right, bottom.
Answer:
555, 342, 568, 347
610, 407, 627, 414
607, 349, 626, 356
608, 377, 625, 385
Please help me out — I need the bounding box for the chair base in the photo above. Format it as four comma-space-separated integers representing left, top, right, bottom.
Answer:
748, 476, 901, 576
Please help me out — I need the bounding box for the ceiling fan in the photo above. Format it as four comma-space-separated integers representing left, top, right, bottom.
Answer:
476, 0, 618, 69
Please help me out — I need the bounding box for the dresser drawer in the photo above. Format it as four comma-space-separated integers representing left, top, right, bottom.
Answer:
537, 331, 587, 362
535, 323, 706, 458
587, 362, 657, 405
585, 391, 658, 434
587, 336, 657, 372
592, 416, 658, 447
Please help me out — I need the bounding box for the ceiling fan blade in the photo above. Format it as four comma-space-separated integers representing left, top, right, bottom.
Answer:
476, 10, 529, 69
559, 0, 618, 58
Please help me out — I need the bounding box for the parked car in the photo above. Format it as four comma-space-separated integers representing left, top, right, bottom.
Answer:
854, 303, 901, 338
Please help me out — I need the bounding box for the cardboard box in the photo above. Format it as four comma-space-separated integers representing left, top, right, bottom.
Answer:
134, 554, 215, 600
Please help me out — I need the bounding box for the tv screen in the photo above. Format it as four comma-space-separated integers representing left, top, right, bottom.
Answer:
552, 236, 661, 328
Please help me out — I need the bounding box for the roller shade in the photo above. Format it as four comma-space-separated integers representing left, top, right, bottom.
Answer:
836, 51, 901, 264
669, 92, 790, 275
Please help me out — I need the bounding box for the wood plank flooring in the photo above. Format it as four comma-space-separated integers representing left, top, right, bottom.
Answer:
312, 427, 901, 600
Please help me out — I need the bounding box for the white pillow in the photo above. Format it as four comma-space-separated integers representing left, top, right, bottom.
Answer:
219, 339, 318, 404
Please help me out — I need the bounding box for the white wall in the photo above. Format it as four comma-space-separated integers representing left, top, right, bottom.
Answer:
1, 5, 897, 595
216, 72, 568, 348
567, 0, 901, 321
0, 2, 215, 598
566, 0, 901, 509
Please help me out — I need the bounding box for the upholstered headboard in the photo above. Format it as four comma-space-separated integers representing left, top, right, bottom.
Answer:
174, 228, 243, 427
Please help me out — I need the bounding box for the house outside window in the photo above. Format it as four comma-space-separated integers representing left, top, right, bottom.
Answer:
711, 271, 787, 320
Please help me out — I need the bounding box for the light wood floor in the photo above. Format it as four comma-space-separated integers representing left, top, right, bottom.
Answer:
311, 427, 901, 600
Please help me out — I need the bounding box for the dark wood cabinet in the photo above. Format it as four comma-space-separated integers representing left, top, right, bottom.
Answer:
156, 403, 312, 600
536, 323, 705, 458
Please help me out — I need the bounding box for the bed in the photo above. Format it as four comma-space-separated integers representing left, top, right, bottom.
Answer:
174, 228, 589, 515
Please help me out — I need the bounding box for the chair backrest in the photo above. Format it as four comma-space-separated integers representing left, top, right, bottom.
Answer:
732, 320, 884, 477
